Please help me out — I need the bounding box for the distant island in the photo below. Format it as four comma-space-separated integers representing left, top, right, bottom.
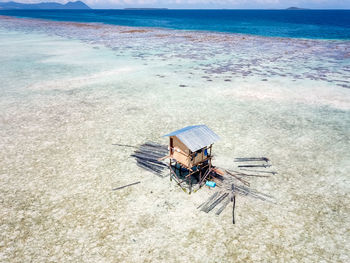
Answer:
0, 1, 90, 10
286, 7, 309, 10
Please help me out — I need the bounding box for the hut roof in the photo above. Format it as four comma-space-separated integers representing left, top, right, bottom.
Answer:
163, 125, 220, 152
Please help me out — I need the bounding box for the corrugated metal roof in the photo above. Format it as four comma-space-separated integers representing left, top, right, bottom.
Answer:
163, 125, 220, 152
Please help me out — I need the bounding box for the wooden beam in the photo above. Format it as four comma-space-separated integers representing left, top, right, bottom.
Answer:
212, 167, 225, 176
198, 167, 212, 186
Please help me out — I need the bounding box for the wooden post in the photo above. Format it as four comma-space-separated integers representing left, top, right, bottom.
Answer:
199, 164, 202, 189
208, 145, 212, 182
232, 195, 236, 224
188, 168, 193, 194
231, 184, 236, 224
170, 159, 172, 181
208, 156, 212, 172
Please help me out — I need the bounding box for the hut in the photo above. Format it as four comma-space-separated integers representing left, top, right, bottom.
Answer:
161, 125, 220, 193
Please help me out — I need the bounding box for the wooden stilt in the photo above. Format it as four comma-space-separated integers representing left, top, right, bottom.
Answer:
189, 171, 192, 194
168, 164, 187, 192
169, 164, 179, 181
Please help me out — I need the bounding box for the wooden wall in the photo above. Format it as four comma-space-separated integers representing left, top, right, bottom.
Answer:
170, 136, 209, 168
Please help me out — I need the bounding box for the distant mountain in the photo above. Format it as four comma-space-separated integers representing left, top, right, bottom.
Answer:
0, 1, 91, 10
64, 1, 90, 9
124, 8, 168, 10
286, 7, 309, 10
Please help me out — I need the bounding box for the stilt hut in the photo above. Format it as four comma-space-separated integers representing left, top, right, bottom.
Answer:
162, 125, 220, 193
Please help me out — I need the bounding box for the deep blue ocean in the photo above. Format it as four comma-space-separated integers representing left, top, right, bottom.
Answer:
0, 9, 349, 39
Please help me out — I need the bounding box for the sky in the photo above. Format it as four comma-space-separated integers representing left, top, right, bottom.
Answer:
1, 0, 350, 9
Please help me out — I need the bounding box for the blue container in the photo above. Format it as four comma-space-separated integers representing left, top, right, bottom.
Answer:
206, 181, 216, 188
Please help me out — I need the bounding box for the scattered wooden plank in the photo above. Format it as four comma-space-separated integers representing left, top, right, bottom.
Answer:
225, 170, 250, 186
143, 142, 168, 150
113, 181, 140, 191
238, 164, 271, 168
239, 168, 277, 175
130, 142, 169, 177
229, 170, 270, 178
205, 192, 229, 213
215, 198, 230, 215
133, 151, 165, 159
136, 160, 164, 175
197, 191, 219, 209
234, 157, 269, 162
131, 154, 167, 167
112, 143, 138, 148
